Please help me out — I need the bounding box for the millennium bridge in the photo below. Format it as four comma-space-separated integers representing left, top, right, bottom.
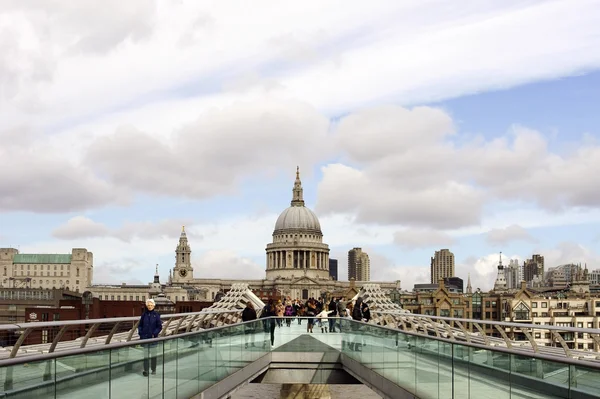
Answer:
1, 284, 599, 398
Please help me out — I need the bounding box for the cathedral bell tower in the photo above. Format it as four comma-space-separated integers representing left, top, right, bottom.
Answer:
173, 226, 193, 283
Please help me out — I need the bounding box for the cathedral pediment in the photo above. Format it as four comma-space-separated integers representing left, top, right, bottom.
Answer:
289, 276, 319, 285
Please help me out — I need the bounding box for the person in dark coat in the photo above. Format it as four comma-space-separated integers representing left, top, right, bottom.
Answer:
328, 298, 338, 332
261, 299, 277, 347
138, 298, 163, 376
350, 297, 364, 351
241, 301, 257, 348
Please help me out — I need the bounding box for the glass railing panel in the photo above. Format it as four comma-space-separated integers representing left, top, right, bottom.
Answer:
451, 342, 470, 399
367, 324, 390, 379
213, 329, 231, 382
468, 347, 510, 399
174, 332, 205, 398
196, 330, 218, 393
228, 324, 245, 376
160, 338, 177, 399
394, 331, 417, 395
109, 342, 154, 399
54, 349, 110, 398
414, 335, 440, 399
438, 340, 453, 398
510, 354, 567, 398
569, 363, 600, 398
2, 358, 55, 398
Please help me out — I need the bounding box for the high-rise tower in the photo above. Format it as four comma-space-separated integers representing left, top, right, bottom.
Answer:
430, 249, 454, 283
348, 247, 370, 281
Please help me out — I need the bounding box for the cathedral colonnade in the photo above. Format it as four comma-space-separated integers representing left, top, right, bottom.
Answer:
267, 250, 329, 270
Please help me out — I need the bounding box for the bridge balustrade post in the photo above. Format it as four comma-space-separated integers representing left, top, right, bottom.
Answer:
569, 364, 577, 389
486, 350, 494, 367
535, 358, 544, 379
3, 366, 13, 391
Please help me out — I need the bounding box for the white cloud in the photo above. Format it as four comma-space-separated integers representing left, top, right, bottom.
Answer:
192, 250, 264, 280
0, 128, 128, 213
393, 229, 456, 250
51, 216, 199, 243
317, 107, 600, 230
457, 253, 510, 293
52, 216, 110, 240
536, 242, 600, 269
86, 99, 332, 199
485, 224, 538, 246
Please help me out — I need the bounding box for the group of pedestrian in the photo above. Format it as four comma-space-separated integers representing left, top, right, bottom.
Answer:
135, 294, 373, 376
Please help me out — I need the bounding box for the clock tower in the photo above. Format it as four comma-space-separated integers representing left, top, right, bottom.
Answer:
173, 226, 193, 283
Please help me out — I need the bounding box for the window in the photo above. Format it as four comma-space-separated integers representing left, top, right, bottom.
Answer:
532, 302, 538, 308
514, 303, 530, 320
541, 302, 547, 308
485, 301, 491, 308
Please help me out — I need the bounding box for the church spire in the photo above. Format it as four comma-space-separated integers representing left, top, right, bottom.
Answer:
291, 166, 305, 207
153, 264, 160, 284
493, 251, 507, 292
466, 273, 472, 294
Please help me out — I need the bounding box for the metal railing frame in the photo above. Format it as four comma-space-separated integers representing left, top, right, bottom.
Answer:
0, 309, 240, 359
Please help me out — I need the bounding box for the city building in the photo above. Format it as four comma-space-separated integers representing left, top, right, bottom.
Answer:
348, 248, 370, 281
505, 259, 521, 290
83, 168, 396, 304
0, 248, 94, 292
524, 254, 545, 285
430, 249, 454, 284
329, 258, 338, 281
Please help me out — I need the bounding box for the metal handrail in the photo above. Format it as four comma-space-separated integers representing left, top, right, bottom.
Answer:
0, 309, 240, 331
0, 309, 242, 359
0, 317, 265, 367
1, 317, 599, 370
376, 310, 600, 335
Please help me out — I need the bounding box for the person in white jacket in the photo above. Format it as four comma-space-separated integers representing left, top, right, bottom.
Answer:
316, 305, 335, 333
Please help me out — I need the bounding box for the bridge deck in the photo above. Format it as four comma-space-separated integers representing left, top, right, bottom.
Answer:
4, 321, 594, 399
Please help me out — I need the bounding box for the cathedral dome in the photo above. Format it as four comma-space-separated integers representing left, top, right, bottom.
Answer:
273, 167, 322, 235
274, 206, 321, 233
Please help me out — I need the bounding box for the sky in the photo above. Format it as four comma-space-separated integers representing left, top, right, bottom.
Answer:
2, 0, 600, 292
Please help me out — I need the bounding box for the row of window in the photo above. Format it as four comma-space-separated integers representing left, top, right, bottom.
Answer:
3, 267, 79, 277
15, 264, 73, 270
4, 271, 75, 277
100, 294, 190, 301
